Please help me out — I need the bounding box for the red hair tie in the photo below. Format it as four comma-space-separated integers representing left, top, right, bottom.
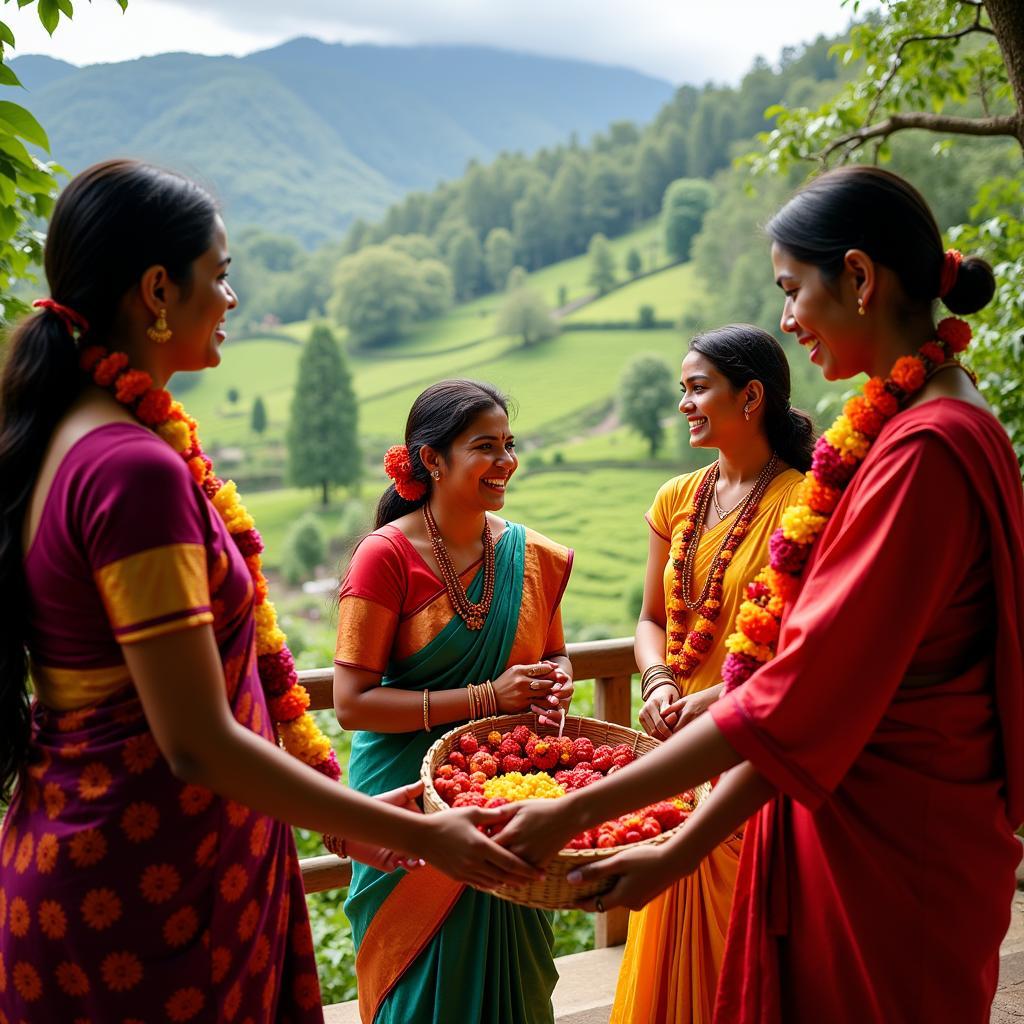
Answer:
938, 249, 963, 299
33, 298, 90, 337
383, 444, 427, 502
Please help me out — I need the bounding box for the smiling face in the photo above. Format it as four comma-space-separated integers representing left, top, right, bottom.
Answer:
167, 216, 237, 372
771, 242, 868, 382
678, 349, 750, 451
431, 404, 518, 513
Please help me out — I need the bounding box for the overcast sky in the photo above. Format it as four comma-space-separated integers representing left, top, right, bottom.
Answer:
5, 0, 865, 85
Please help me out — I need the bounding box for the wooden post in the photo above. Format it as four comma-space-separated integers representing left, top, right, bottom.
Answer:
593, 672, 634, 947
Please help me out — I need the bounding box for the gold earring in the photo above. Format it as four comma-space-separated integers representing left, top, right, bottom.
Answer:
431, 470, 440, 480
147, 308, 172, 344
743, 405, 751, 421
857, 298, 866, 317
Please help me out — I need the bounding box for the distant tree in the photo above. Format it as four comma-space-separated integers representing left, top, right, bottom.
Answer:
550, 155, 589, 256
626, 248, 643, 278
329, 245, 452, 347
512, 182, 556, 270
660, 124, 691, 180
583, 155, 630, 237
251, 396, 267, 436
227, 388, 239, 405
662, 179, 716, 262
587, 234, 617, 295
287, 324, 361, 506
638, 304, 657, 328
632, 139, 668, 220
388, 234, 441, 261
448, 227, 483, 301
282, 514, 326, 586
497, 280, 558, 347
484, 227, 516, 291
619, 355, 678, 457
557, 284, 568, 309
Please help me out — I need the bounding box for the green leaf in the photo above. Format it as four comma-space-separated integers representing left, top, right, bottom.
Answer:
0, 21, 15, 47
37, 0, 59, 35
57, 0, 73, 16
0, 63, 20, 87
0, 101, 49, 148
113, 0, 128, 10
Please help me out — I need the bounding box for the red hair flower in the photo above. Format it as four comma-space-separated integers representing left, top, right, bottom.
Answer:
93, 352, 130, 387
936, 317, 972, 354
383, 444, 427, 501
863, 378, 899, 418
919, 342, 946, 366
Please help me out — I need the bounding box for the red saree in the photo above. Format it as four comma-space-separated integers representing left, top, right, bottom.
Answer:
710, 400, 1024, 1023
0, 423, 322, 1022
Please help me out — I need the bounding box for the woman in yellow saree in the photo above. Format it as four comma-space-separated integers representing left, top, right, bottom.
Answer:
334, 379, 574, 1024
611, 326, 811, 1023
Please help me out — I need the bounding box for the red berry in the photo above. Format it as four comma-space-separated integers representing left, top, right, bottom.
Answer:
435, 764, 455, 780
624, 829, 643, 844
573, 761, 593, 773
528, 739, 559, 771
596, 832, 619, 849
554, 770, 573, 785
484, 797, 509, 808
452, 792, 487, 808
487, 730, 503, 747
477, 742, 492, 755
611, 744, 635, 768
498, 738, 521, 758
511, 725, 534, 746
570, 737, 594, 766
565, 831, 594, 850
470, 771, 487, 786
639, 817, 662, 839
592, 745, 614, 773
458, 733, 479, 756
501, 754, 529, 774
448, 751, 468, 771
649, 800, 684, 831
470, 752, 498, 778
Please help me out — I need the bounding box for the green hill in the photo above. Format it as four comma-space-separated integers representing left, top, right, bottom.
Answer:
11, 39, 673, 244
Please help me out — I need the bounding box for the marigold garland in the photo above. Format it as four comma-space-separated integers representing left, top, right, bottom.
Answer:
720, 318, 972, 692
665, 457, 778, 682
80, 345, 341, 782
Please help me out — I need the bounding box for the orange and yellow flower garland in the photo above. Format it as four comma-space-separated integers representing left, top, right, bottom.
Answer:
80, 345, 341, 781
720, 317, 972, 691
666, 461, 775, 681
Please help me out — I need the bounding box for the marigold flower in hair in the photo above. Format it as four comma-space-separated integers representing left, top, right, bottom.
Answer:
383, 444, 427, 501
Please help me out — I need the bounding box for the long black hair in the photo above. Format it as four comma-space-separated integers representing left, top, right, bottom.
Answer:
0, 159, 218, 800
690, 324, 815, 472
375, 379, 510, 529
767, 165, 995, 316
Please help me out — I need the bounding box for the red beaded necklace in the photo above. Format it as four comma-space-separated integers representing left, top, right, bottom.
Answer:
422, 504, 495, 630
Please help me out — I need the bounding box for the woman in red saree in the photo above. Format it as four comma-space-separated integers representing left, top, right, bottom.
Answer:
497, 166, 1023, 1024
0, 161, 534, 1022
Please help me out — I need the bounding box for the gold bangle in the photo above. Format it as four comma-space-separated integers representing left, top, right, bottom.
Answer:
422, 688, 431, 731
486, 680, 497, 717
467, 684, 478, 720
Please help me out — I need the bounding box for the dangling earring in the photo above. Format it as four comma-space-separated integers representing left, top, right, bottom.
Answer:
743, 404, 752, 421
857, 297, 866, 317
147, 307, 172, 344
431, 470, 440, 480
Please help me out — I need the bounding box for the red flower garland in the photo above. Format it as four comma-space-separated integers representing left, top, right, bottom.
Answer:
79, 345, 341, 781
720, 317, 972, 691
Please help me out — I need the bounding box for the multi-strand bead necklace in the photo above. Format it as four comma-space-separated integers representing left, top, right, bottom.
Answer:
422, 503, 495, 630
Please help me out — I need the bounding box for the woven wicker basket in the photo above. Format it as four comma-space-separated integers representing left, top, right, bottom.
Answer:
420, 712, 710, 910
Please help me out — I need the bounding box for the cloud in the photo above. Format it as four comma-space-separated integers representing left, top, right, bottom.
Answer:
8, 0, 862, 83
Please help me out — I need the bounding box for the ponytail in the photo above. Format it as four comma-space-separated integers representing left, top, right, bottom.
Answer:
0, 311, 83, 798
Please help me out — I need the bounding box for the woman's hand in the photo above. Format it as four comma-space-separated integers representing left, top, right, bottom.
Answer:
417, 805, 545, 891
663, 684, 722, 734
638, 683, 683, 740
341, 781, 428, 872
492, 661, 562, 715
493, 796, 580, 868
530, 664, 573, 728
568, 844, 685, 912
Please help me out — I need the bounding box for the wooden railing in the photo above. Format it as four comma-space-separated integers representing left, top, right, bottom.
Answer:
296, 636, 637, 948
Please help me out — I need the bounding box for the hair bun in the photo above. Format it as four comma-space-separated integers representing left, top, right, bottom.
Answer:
942, 255, 995, 316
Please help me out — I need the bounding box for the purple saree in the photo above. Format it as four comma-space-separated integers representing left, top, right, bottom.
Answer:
0, 422, 322, 1022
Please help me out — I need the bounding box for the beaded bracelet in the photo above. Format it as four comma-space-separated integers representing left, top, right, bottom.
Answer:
422, 688, 431, 732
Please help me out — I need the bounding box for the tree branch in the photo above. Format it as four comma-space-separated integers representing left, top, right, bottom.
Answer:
864, 15, 995, 126
821, 111, 1020, 162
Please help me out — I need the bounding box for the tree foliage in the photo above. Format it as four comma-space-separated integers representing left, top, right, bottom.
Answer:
483, 227, 515, 291
282, 514, 327, 585
497, 275, 558, 347
447, 226, 483, 301
740, 0, 1024, 463
0, 0, 128, 324
329, 243, 452, 348
619, 355, 678, 457
662, 179, 715, 262
251, 395, 267, 436
587, 233, 617, 295
286, 324, 361, 505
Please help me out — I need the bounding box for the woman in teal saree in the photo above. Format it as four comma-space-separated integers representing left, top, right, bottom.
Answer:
334, 380, 574, 1023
